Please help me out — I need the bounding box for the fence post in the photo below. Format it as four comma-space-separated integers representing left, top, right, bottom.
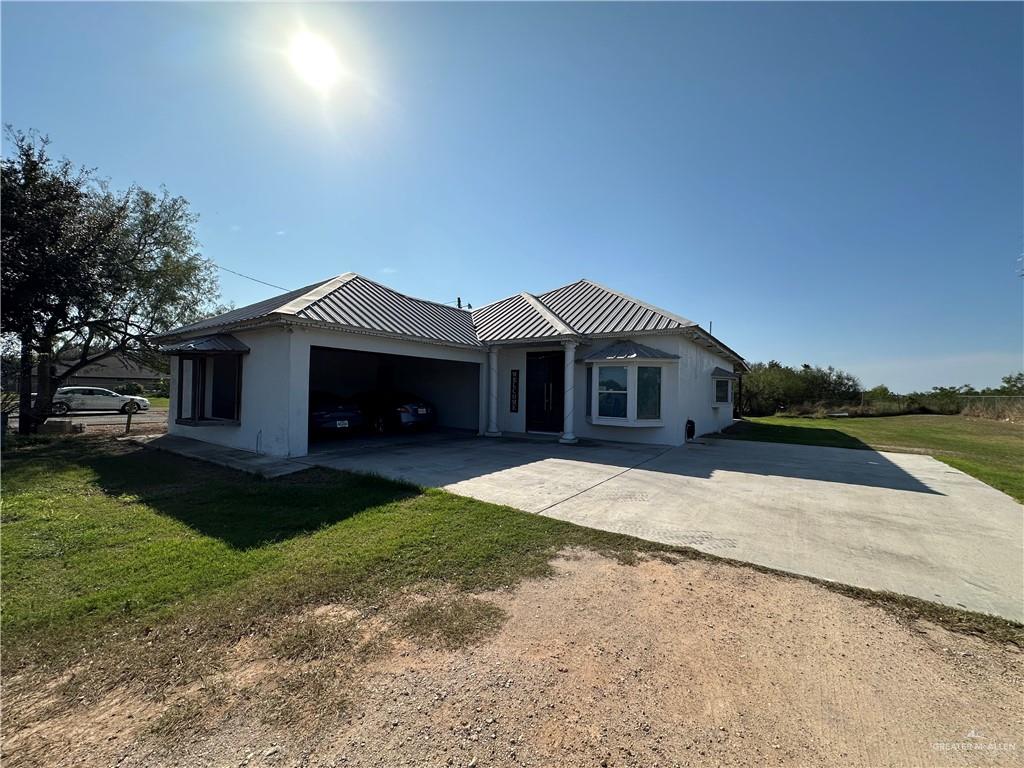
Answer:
124, 408, 133, 434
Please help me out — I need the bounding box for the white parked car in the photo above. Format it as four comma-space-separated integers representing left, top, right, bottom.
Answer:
50, 387, 150, 415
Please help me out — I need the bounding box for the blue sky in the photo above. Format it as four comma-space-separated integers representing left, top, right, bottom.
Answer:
3, 2, 1021, 391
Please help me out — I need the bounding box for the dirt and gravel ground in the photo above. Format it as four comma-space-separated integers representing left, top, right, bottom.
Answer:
4, 551, 1022, 768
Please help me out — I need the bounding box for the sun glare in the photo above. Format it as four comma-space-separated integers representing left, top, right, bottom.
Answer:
288, 30, 343, 94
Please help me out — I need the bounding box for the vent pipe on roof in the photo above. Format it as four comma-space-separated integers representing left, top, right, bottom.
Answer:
457, 297, 462, 309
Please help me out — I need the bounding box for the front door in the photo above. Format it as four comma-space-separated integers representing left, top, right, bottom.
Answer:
526, 351, 564, 432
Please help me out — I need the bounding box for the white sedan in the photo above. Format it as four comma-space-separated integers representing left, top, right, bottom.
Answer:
50, 387, 151, 415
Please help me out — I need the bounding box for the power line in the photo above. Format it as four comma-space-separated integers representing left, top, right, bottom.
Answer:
209, 261, 292, 292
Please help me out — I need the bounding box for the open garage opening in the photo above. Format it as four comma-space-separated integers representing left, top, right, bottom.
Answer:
307, 345, 481, 452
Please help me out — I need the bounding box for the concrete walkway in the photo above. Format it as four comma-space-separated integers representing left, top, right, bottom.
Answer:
131, 434, 305, 478
300, 435, 1024, 622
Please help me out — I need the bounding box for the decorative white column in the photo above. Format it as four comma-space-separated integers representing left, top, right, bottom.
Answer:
485, 347, 500, 436
559, 340, 578, 444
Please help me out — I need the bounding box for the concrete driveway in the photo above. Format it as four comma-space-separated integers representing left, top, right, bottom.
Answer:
298, 435, 1023, 621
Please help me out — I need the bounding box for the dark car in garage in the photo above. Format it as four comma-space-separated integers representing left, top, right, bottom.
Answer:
357, 391, 437, 433
308, 391, 368, 436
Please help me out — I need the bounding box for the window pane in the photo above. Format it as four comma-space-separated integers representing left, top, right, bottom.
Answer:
210, 355, 240, 419
586, 366, 592, 417
637, 367, 661, 419
716, 379, 730, 403
598, 392, 627, 418
180, 359, 193, 418
598, 366, 627, 392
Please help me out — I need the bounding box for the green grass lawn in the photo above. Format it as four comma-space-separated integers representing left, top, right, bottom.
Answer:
1, 436, 655, 671
4, 434, 1020, 684
145, 396, 169, 408
726, 414, 1024, 502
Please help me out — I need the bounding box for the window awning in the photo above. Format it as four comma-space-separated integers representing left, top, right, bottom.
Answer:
583, 340, 679, 362
710, 366, 739, 380
158, 334, 250, 355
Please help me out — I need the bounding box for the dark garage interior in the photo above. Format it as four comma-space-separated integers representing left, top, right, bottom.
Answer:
308, 346, 481, 448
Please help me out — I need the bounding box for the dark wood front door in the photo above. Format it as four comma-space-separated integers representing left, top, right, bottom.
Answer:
526, 351, 564, 432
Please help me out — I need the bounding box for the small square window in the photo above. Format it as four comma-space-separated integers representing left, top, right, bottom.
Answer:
715, 379, 730, 404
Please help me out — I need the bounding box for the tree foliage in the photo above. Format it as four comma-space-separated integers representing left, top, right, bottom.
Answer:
740, 362, 861, 416
1, 127, 219, 430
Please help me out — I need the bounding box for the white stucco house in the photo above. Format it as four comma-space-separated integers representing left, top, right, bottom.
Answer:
155, 273, 748, 458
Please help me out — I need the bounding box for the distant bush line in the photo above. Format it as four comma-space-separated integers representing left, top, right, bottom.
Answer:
739, 364, 1024, 421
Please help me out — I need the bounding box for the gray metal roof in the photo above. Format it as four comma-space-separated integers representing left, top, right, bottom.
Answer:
158, 334, 251, 355
710, 366, 739, 380
537, 279, 696, 336
472, 293, 571, 343
157, 273, 745, 367
583, 340, 680, 362
160, 278, 334, 338
289, 274, 478, 347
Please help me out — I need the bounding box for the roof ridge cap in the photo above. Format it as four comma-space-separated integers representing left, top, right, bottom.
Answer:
274, 272, 358, 315
578, 278, 697, 328
520, 291, 579, 336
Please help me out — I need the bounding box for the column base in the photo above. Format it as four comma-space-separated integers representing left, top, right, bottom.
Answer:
484, 430, 502, 438
558, 435, 578, 444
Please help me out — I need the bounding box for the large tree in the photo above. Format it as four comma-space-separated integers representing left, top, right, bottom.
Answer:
2, 128, 219, 432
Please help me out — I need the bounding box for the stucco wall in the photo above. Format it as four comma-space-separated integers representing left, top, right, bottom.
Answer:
492, 335, 736, 446
168, 324, 735, 456
168, 326, 293, 456
170, 324, 486, 458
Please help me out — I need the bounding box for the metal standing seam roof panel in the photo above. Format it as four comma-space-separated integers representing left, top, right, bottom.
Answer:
156, 278, 336, 338
536, 279, 696, 335
471, 293, 570, 342
158, 334, 251, 355
293, 275, 479, 346
156, 274, 747, 366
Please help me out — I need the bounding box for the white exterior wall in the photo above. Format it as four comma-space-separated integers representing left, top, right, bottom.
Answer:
492, 334, 736, 446
169, 324, 487, 458
168, 325, 735, 456
674, 337, 736, 436
168, 326, 294, 456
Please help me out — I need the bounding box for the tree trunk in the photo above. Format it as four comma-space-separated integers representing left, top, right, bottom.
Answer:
30, 344, 55, 430
17, 332, 33, 435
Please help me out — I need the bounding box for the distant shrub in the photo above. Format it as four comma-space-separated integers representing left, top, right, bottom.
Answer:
114, 381, 144, 396
150, 378, 170, 398
961, 398, 1024, 422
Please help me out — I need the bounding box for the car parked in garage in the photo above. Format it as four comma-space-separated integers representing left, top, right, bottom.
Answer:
356, 391, 437, 433
49, 387, 150, 415
308, 391, 368, 436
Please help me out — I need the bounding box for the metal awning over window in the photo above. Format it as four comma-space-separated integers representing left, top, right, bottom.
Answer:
583, 340, 680, 362
710, 366, 739, 380
158, 334, 250, 355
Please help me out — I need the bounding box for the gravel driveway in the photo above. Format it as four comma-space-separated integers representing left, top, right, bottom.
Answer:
300, 435, 1024, 621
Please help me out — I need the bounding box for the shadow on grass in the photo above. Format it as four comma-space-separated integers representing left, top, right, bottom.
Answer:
81, 442, 420, 549
721, 420, 872, 450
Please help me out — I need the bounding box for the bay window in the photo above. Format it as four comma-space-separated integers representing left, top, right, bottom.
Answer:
176, 353, 243, 425
590, 364, 664, 426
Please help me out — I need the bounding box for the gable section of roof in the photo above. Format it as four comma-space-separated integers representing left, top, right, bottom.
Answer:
536, 279, 696, 336
472, 292, 576, 343
292, 274, 479, 347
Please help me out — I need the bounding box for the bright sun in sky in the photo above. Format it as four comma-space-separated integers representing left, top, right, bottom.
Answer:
287, 30, 343, 94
